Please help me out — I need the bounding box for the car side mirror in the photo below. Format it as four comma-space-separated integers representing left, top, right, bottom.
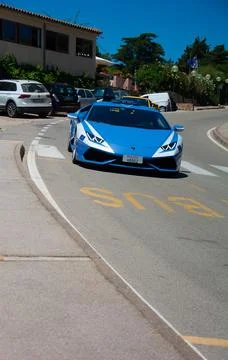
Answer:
173, 124, 184, 132
67, 113, 80, 122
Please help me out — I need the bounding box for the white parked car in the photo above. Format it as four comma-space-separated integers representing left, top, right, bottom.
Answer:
140, 92, 178, 112
0, 79, 52, 118
75, 88, 96, 108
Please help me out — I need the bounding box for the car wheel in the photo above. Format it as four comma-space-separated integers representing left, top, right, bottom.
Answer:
159, 106, 166, 112
68, 141, 72, 153
6, 101, 18, 118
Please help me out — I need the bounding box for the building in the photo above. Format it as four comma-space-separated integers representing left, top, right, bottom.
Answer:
0, 4, 102, 78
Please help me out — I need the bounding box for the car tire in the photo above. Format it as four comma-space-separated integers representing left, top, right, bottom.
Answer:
159, 106, 166, 112
68, 141, 72, 153
6, 101, 18, 118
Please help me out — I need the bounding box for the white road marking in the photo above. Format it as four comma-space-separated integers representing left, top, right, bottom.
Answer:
1, 256, 89, 261
36, 144, 65, 159
210, 165, 228, 173
207, 128, 228, 152
181, 161, 218, 176
27, 140, 206, 360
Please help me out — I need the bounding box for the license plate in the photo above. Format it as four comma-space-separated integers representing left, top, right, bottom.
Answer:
33, 98, 45, 103
122, 155, 143, 164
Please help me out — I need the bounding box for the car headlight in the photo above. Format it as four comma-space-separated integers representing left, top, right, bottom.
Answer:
86, 132, 104, 144
161, 142, 177, 151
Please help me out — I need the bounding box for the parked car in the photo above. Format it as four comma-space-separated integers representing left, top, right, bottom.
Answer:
113, 89, 129, 100
140, 92, 178, 112
45, 83, 79, 114
93, 87, 129, 101
120, 96, 159, 109
0, 79, 52, 118
67, 101, 184, 173
75, 88, 96, 108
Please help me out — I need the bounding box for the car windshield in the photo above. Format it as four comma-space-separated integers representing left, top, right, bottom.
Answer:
87, 105, 171, 130
22, 83, 48, 93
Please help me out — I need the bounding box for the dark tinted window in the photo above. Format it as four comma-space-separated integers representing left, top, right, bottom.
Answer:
76, 38, 93, 58
85, 90, 93, 98
2, 20, 17, 42
46, 31, 69, 53
19, 24, 41, 47
87, 105, 171, 130
0, 82, 16, 91
0, 19, 41, 47
78, 89, 85, 97
93, 88, 105, 98
53, 84, 76, 95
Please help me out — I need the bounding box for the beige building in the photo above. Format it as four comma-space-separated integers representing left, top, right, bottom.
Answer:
0, 4, 102, 78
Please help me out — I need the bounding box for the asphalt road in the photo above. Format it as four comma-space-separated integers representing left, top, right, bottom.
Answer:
1, 109, 228, 360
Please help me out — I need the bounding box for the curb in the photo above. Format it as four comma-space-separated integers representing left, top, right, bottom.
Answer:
14, 142, 207, 360
195, 106, 225, 111
212, 127, 228, 149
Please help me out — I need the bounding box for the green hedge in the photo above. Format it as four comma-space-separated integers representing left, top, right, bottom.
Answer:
0, 53, 95, 88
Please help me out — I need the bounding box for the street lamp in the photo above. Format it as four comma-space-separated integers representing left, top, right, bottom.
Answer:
225, 78, 228, 104
191, 70, 197, 110
171, 65, 178, 92
171, 65, 178, 111
216, 76, 222, 104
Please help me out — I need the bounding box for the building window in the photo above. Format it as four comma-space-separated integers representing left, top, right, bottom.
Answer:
0, 19, 41, 48
76, 38, 93, 58
2, 20, 17, 42
19, 24, 41, 47
46, 30, 69, 53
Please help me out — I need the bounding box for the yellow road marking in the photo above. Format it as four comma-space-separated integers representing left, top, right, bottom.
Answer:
124, 192, 175, 213
80, 187, 123, 208
184, 336, 228, 347
168, 196, 224, 218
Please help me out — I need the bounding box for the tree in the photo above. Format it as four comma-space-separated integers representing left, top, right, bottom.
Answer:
112, 33, 165, 75
177, 37, 210, 72
209, 45, 228, 64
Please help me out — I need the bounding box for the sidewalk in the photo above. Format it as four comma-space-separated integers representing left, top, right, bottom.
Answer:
0, 140, 204, 359
211, 122, 228, 149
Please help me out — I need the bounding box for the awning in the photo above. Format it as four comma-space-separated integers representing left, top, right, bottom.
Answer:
96, 56, 114, 66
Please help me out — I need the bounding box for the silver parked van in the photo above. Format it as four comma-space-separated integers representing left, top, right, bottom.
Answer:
140, 92, 177, 112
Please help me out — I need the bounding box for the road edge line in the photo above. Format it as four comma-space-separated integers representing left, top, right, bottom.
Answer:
15, 141, 207, 360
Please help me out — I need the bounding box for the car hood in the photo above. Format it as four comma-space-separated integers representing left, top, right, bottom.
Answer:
85, 121, 174, 156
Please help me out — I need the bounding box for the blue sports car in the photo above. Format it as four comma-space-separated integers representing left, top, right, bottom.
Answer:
67, 101, 184, 173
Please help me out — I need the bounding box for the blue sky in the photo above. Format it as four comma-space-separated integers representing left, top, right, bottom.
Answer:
3, 0, 228, 61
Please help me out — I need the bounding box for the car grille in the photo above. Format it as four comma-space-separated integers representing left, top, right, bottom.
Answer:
84, 148, 117, 162
148, 157, 177, 170
84, 148, 177, 170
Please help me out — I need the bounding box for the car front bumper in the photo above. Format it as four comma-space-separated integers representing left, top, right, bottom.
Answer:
75, 141, 182, 172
